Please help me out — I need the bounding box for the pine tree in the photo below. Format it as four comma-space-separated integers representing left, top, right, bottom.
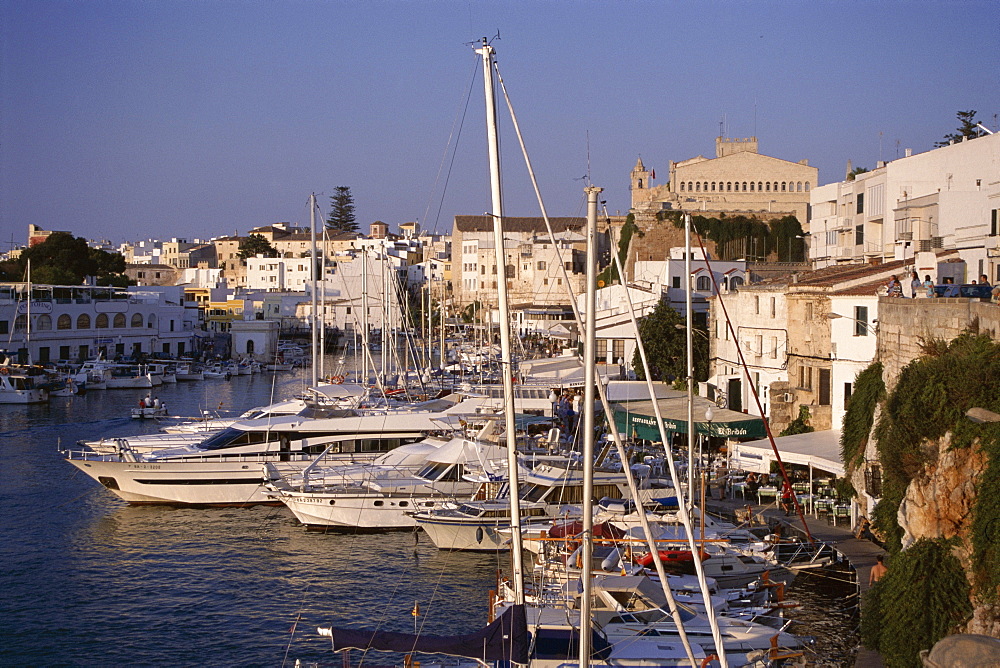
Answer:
326, 186, 358, 233
935, 110, 981, 147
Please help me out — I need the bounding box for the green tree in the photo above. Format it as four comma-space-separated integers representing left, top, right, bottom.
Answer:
935, 110, 981, 147
847, 166, 870, 181
631, 299, 708, 383
3, 232, 132, 285
237, 233, 277, 260
327, 186, 358, 233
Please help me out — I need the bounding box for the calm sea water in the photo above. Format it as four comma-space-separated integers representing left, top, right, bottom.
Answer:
0, 368, 857, 666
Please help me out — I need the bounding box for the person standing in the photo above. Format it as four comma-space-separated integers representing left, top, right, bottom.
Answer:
924, 275, 935, 298
910, 271, 922, 298
869, 555, 888, 585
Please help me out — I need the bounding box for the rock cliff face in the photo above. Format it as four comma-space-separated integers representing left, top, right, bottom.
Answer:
897, 433, 1000, 637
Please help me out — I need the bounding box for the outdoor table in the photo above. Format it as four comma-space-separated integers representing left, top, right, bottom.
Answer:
757, 486, 778, 505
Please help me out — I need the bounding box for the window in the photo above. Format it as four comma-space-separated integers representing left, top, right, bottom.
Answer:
855, 225, 864, 246
730, 276, 743, 289
95, 313, 109, 329
770, 336, 778, 358
754, 296, 760, 314
991, 209, 998, 237
36, 314, 52, 331
57, 314, 71, 330
770, 297, 776, 317
0, 320, 7, 335
113, 313, 126, 328
77, 314, 91, 329
798, 365, 813, 391
727, 182, 732, 191
819, 368, 831, 405
781, 182, 786, 192
148, 314, 157, 329
755, 334, 763, 355
696, 276, 711, 291
854, 305, 869, 336
844, 382, 853, 405
247, 340, 255, 354
805, 302, 814, 320
131, 313, 144, 327
750, 182, 755, 192
856, 192, 864, 214
59, 345, 70, 360
671, 276, 681, 289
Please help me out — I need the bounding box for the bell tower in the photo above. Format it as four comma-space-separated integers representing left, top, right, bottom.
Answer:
630, 157, 652, 209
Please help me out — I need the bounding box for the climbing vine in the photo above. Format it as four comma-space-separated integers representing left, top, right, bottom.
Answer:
779, 405, 814, 437
861, 538, 972, 668
840, 362, 884, 469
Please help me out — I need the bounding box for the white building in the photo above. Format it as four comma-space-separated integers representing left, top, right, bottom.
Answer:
632, 247, 747, 318
0, 283, 196, 363
809, 131, 1000, 282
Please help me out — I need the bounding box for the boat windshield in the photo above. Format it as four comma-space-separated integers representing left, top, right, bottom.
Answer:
416, 462, 462, 482
198, 427, 274, 450
518, 483, 549, 503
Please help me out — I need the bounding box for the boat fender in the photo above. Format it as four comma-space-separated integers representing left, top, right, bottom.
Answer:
0, 367, 8, 375
475, 526, 484, 544
331, 375, 345, 384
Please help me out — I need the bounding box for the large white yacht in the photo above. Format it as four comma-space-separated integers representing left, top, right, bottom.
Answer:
63, 408, 471, 506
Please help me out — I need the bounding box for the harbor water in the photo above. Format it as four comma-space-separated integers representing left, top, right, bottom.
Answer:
0, 369, 858, 665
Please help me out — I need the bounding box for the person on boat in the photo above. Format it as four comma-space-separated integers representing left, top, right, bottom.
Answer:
152, 397, 161, 409
144, 394, 153, 408
138, 397, 145, 409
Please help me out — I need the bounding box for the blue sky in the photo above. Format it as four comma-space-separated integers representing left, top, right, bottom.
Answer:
2, 0, 998, 246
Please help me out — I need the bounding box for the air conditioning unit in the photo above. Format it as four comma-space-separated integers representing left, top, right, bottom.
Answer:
782, 392, 794, 403
932, 236, 944, 249
917, 239, 932, 252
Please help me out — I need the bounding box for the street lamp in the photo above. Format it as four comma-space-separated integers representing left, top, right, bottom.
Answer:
675, 323, 710, 340
826, 312, 878, 336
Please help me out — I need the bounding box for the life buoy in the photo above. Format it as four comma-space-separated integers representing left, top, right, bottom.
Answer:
0, 367, 8, 375
331, 375, 344, 384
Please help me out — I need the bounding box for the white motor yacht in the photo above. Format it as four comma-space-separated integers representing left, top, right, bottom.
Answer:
63, 409, 470, 506
0, 364, 49, 404
410, 457, 673, 551
267, 433, 508, 530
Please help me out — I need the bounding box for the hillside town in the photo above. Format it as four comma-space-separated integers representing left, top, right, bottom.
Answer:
4, 125, 1000, 665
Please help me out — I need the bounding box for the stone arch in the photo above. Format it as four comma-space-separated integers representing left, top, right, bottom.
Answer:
750, 182, 755, 192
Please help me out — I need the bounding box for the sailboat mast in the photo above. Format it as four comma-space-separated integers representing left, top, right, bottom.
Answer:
310, 193, 319, 388
477, 38, 526, 603
685, 212, 695, 512
579, 185, 602, 667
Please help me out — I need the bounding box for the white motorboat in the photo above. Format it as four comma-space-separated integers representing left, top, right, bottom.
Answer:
267, 432, 509, 530
78, 361, 154, 389
411, 457, 673, 551
174, 362, 204, 381
0, 364, 49, 404
131, 405, 168, 419
63, 407, 473, 506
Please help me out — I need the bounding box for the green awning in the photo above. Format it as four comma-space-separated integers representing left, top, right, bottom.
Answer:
611, 394, 766, 440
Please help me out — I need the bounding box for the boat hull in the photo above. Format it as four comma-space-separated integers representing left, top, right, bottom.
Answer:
0, 388, 49, 404
280, 493, 439, 530
414, 513, 513, 551
64, 457, 298, 506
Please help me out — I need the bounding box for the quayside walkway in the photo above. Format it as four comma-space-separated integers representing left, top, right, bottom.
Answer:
704, 495, 885, 667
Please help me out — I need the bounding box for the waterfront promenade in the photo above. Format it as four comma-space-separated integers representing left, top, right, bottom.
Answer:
705, 494, 886, 667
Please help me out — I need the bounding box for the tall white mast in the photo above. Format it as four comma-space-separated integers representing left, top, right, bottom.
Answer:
578, 185, 602, 667
685, 212, 695, 512
310, 193, 319, 388
476, 37, 525, 602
